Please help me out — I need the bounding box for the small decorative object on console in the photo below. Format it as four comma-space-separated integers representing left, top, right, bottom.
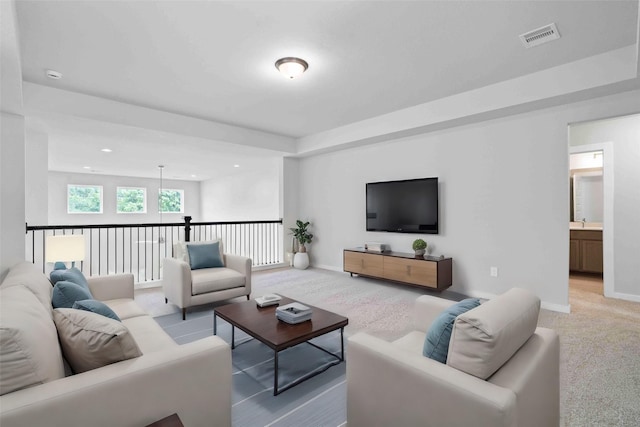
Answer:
276, 302, 313, 324
364, 242, 387, 253
412, 238, 427, 256
256, 294, 282, 307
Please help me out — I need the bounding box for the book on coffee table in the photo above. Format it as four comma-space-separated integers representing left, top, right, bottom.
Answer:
256, 294, 282, 307
276, 302, 312, 324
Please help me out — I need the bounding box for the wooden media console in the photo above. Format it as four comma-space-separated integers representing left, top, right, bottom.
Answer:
343, 248, 452, 291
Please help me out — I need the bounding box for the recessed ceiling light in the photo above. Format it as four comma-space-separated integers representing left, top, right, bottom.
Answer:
101, 148, 112, 153
83, 166, 91, 169
275, 57, 308, 79
234, 164, 240, 168
46, 69, 62, 79
191, 174, 197, 178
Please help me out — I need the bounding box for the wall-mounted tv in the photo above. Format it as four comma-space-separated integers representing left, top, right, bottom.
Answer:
366, 177, 438, 234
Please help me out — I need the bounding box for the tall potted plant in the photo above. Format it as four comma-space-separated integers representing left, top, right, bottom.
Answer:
290, 220, 313, 269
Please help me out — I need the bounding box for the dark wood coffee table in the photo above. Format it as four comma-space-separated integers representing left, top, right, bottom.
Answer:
213, 296, 348, 395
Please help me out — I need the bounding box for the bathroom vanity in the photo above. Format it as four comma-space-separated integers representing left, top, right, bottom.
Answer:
569, 228, 603, 274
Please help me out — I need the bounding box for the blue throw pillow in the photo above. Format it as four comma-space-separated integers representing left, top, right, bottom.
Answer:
187, 242, 224, 270
423, 298, 481, 363
73, 299, 121, 321
52, 281, 94, 309
50, 267, 89, 290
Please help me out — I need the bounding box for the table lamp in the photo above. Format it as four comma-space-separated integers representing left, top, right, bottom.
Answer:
46, 235, 85, 270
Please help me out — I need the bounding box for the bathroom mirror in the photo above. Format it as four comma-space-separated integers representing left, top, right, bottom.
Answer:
570, 170, 603, 222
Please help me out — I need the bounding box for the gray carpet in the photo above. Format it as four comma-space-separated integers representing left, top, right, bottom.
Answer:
145, 267, 640, 427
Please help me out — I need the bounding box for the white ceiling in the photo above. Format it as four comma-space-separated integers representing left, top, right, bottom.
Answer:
14, 0, 640, 180
37, 115, 283, 181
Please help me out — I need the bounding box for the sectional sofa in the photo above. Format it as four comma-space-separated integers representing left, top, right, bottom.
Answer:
0, 262, 231, 427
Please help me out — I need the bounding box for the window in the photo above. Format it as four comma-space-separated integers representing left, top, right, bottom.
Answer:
67, 185, 103, 214
159, 189, 184, 213
117, 187, 147, 213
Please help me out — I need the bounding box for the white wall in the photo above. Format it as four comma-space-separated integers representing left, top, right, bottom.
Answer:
46, 172, 201, 225
570, 114, 640, 299
200, 164, 280, 221
296, 90, 640, 310
0, 1, 25, 280
25, 130, 48, 225
281, 157, 300, 254
0, 113, 26, 280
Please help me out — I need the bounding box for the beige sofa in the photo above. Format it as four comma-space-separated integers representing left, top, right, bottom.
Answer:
347, 288, 560, 427
163, 241, 252, 319
0, 262, 232, 427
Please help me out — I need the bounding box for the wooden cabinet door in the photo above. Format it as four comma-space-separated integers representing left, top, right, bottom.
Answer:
382, 257, 437, 288
569, 239, 580, 272
581, 240, 603, 273
343, 252, 384, 277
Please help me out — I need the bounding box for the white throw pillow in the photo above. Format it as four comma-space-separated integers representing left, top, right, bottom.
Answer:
53, 308, 142, 374
447, 288, 540, 379
0, 285, 65, 395
0, 261, 54, 313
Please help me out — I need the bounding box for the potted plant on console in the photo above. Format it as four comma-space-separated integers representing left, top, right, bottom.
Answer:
412, 238, 427, 257
290, 220, 313, 269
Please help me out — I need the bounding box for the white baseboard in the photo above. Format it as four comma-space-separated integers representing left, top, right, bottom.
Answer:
463, 289, 571, 313
253, 263, 289, 271
135, 279, 162, 290
610, 291, 640, 303
296, 264, 577, 313
462, 289, 497, 301
314, 264, 343, 273
541, 301, 571, 314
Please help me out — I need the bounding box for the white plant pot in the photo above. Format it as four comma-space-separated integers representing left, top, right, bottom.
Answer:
293, 252, 310, 269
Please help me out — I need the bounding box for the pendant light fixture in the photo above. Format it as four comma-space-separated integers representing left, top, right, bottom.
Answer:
275, 57, 309, 79
158, 165, 165, 243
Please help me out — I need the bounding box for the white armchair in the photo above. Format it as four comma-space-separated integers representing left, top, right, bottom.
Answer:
163, 241, 252, 320
347, 289, 560, 427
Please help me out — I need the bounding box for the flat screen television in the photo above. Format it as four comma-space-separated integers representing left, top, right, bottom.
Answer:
366, 177, 438, 234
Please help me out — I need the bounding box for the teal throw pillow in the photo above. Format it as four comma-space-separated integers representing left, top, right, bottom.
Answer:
187, 242, 224, 270
73, 299, 121, 321
50, 267, 89, 290
423, 298, 481, 363
52, 281, 93, 309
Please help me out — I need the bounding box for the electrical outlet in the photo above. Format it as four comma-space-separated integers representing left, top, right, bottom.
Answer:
490, 267, 499, 277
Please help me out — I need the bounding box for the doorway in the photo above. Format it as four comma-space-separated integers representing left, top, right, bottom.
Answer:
569, 150, 604, 295
567, 130, 613, 300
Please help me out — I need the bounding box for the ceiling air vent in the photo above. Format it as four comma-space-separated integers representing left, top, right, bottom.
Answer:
519, 23, 560, 48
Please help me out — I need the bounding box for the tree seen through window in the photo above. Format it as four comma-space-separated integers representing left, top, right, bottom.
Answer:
117, 187, 146, 213
68, 185, 103, 213
159, 189, 183, 213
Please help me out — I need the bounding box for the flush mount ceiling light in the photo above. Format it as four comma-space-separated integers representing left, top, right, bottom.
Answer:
275, 57, 308, 79
101, 148, 112, 153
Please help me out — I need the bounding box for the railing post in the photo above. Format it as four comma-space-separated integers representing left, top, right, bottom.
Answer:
184, 216, 192, 242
